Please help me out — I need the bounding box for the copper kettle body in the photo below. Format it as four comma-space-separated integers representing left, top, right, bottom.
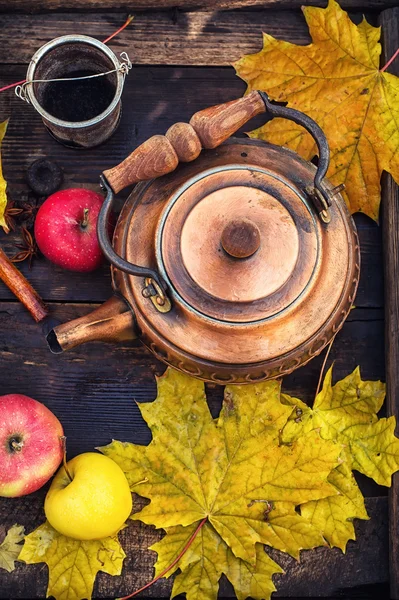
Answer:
48, 92, 360, 384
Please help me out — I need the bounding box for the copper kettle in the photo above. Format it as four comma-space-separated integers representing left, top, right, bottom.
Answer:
47, 91, 360, 384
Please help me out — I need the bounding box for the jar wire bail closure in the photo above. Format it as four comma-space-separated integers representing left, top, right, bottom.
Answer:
15, 51, 132, 104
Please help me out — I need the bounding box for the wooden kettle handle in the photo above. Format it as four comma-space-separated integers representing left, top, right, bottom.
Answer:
103, 91, 266, 193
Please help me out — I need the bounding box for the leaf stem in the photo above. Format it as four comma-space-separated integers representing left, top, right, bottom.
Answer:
102, 15, 134, 45
118, 517, 208, 600
314, 335, 336, 401
0, 79, 27, 94
380, 47, 399, 72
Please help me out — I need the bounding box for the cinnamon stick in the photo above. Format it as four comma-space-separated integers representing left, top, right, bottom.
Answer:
0, 246, 48, 322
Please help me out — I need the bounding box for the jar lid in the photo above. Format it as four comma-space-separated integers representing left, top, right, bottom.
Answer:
157, 165, 319, 323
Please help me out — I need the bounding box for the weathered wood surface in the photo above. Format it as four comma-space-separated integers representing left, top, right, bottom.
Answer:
380, 8, 399, 599
0, 10, 313, 66
0, 3, 392, 599
0, 0, 396, 11
0, 8, 376, 68
0, 9, 380, 67
0, 494, 389, 598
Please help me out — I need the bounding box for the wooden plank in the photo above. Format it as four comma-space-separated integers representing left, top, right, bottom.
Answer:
0, 302, 384, 455
0, 0, 396, 12
0, 11, 313, 67
380, 8, 399, 599
0, 65, 384, 306
0, 495, 389, 597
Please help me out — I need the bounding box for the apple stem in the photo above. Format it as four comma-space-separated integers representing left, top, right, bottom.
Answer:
81, 208, 89, 229
60, 436, 73, 482
10, 439, 23, 452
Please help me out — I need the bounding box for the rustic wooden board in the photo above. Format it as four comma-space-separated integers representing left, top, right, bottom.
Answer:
0, 494, 389, 598
0, 8, 377, 68
0, 3, 392, 598
0, 0, 396, 12
0, 10, 313, 66
380, 8, 399, 599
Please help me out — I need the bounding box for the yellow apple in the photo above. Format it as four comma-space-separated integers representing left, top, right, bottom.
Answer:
44, 452, 132, 540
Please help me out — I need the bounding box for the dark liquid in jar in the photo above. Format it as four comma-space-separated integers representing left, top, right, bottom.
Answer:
41, 70, 116, 122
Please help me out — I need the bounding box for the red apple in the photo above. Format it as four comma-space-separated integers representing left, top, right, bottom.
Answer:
0, 394, 63, 497
35, 188, 110, 272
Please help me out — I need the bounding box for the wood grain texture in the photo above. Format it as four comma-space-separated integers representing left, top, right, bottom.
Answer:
106, 92, 267, 190
0, 66, 383, 306
0, 10, 313, 66
165, 122, 202, 162
380, 8, 399, 599
189, 90, 265, 148
0, 10, 380, 68
0, 494, 389, 598
0, 0, 395, 12
104, 134, 179, 192
0, 5, 391, 597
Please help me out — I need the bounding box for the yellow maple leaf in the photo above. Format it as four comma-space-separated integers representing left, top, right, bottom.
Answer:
151, 521, 283, 600
18, 521, 126, 600
301, 454, 369, 552
282, 366, 396, 485
0, 524, 24, 573
281, 366, 398, 550
101, 368, 341, 599
0, 119, 8, 233
234, 0, 399, 221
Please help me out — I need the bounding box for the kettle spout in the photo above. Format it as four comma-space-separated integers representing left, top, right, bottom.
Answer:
47, 295, 137, 353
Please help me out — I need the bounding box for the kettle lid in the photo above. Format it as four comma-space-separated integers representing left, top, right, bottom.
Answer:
157, 164, 319, 323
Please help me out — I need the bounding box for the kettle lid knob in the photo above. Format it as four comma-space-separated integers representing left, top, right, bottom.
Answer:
221, 218, 261, 259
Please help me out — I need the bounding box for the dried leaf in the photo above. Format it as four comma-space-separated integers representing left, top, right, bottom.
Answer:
281, 366, 398, 550
234, 0, 399, 221
18, 521, 126, 600
0, 119, 9, 233
101, 368, 342, 599
0, 524, 24, 572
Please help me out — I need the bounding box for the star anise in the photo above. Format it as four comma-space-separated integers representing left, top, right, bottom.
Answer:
11, 227, 38, 269
19, 197, 40, 229
3, 200, 24, 233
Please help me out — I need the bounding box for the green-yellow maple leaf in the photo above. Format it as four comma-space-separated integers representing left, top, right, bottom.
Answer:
0, 524, 24, 573
282, 366, 395, 485
301, 454, 369, 552
0, 119, 9, 233
18, 521, 126, 600
101, 368, 342, 600
281, 366, 397, 551
234, 0, 399, 221
151, 521, 283, 600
